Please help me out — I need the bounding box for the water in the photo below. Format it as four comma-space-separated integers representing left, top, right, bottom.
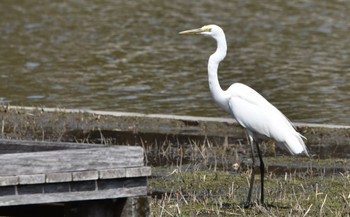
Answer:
0, 0, 349, 124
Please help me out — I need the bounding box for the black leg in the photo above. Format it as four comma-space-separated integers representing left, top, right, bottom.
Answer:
256, 143, 265, 206
244, 140, 256, 208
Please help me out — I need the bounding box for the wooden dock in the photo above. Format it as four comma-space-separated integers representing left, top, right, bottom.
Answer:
0, 139, 151, 217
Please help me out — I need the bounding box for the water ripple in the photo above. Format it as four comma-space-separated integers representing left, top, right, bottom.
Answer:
0, 0, 349, 124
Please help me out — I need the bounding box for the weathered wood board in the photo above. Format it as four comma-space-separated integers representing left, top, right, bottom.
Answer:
0, 139, 103, 154
0, 140, 151, 207
0, 146, 144, 176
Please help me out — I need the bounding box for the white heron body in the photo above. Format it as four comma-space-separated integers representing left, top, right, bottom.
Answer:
180, 24, 309, 206
182, 24, 308, 156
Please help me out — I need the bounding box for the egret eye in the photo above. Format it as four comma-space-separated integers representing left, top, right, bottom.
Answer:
201, 27, 212, 32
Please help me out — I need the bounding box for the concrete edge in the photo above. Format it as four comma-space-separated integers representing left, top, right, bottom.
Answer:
7, 106, 350, 129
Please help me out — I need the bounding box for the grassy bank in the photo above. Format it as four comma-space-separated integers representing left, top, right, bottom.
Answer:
0, 106, 349, 216
149, 160, 350, 216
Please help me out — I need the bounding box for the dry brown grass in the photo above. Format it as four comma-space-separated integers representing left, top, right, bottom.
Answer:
147, 139, 350, 217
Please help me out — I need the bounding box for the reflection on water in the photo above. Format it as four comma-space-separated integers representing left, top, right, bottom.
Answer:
0, 0, 349, 124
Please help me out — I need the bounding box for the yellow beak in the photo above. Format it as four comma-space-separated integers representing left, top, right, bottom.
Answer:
179, 28, 204, 35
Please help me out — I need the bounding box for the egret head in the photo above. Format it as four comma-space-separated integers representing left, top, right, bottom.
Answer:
179, 24, 223, 38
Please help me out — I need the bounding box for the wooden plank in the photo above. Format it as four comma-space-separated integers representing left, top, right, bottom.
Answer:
99, 168, 126, 179
19, 174, 45, 185
0, 146, 144, 176
46, 172, 72, 183
0, 139, 103, 154
72, 171, 99, 181
126, 167, 151, 178
0, 167, 150, 187
0, 186, 147, 206
0, 176, 18, 186
99, 167, 151, 180
0, 176, 148, 206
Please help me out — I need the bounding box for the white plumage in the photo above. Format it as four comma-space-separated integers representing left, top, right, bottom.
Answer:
180, 24, 309, 207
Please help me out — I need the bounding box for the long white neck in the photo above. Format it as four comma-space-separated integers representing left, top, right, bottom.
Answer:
208, 31, 230, 113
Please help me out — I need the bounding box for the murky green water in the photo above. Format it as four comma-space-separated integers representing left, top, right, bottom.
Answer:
0, 0, 349, 124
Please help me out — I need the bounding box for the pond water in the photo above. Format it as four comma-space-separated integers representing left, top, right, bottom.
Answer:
0, 0, 349, 124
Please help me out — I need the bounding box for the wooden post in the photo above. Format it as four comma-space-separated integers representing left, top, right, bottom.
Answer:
120, 196, 150, 217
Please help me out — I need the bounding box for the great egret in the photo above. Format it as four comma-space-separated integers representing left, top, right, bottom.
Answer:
179, 24, 309, 208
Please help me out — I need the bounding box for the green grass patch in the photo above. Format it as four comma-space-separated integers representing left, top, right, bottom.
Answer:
149, 164, 350, 216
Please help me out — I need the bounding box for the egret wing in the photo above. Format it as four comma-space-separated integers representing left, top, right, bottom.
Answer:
226, 83, 308, 155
